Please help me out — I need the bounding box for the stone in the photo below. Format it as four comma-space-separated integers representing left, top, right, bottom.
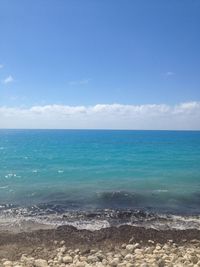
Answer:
190, 255, 198, 264
124, 254, 134, 261
126, 264, 135, 267
102, 259, 108, 265
157, 259, 165, 267
129, 237, 135, 244
109, 258, 120, 266
63, 256, 73, 264
122, 243, 127, 249
60, 246, 66, 253
117, 264, 126, 267
79, 256, 87, 262
126, 244, 135, 253
75, 261, 86, 267
87, 255, 99, 263
34, 259, 48, 267
155, 245, 161, 250
96, 253, 104, 261
134, 248, 142, 254
140, 264, 149, 267
3, 261, 13, 267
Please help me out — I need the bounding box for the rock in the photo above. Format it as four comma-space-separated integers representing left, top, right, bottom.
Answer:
121, 249, 128, 257
60, 246, 66, 253
75, 261, 86, 267
63, 255, 73, 263
82, 248, 90, 255
117, 263, 126, 267
190, 255, 198, 264
126, 264, 135, 267
191, 239, 199, 243
24, 256, 35, 266
158, 259, 165, 267
87, 255, 99, 263
155, 245, 161, 250
140, 264, 149, 267
96, 253, 104, 261
79, 256, 87, 262
126, 243, 140, 253
124, 254, 134, 261
74, 255, 79, 262
145, 247, 154, 254
34, 259, 48, 267
75, 249, 80, 254
3, 261, 13, 267
134, 248, 142, 254
109, 258, 120, 266
95, 263, 105, 267
102, 259, 108, 265
129, 237, 135, 244
121, 243, 127, 249
126, 244, 135, 252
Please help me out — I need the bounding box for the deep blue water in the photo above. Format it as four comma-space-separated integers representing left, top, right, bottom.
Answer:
0, 129, 200, 216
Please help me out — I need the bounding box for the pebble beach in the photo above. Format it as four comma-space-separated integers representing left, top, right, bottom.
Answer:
1, 225, 200, 267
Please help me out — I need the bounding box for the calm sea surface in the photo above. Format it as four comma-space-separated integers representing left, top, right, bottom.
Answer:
0, 130, 200, 229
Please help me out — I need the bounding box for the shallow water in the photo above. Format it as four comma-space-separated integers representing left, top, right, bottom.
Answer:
0, 129, 200, 230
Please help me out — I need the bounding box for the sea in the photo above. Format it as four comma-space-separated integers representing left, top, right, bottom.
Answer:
0, 129, 200, 231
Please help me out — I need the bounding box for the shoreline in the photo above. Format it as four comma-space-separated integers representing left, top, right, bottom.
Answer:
1, 207, 200, 234
1, 225, 200, 263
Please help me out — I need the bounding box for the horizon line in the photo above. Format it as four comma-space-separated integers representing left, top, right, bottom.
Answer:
0, 128, 200, 132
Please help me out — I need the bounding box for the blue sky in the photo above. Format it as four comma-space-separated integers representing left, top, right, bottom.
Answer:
0, 0, 200, 129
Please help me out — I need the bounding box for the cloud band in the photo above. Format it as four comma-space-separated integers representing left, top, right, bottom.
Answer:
0, 102, 199, 130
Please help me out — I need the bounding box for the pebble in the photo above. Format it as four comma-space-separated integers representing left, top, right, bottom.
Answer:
1, 240, 200, 267
3, 261, 13, 267
62, 255, 73, 263
109, 257, 120, 266
87, 255, 99, 263
125, 244, 135, 253
34, 259, 48, 267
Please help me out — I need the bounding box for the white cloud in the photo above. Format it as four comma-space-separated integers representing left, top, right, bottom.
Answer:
0, 102, 200, 130
2, 75, 14, 84
68, 79, 90, 86
0, 64, 4, 69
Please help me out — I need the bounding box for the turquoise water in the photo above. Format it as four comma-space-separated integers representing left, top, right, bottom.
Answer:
0, 129, 200, 217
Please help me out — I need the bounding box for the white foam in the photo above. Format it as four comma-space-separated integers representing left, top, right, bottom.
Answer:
0, 186, 8, 189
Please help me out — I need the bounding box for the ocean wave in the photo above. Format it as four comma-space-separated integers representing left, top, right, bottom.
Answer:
0, 203, 200, 232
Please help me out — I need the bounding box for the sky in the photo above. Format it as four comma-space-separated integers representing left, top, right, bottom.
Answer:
0, 0, 200, 129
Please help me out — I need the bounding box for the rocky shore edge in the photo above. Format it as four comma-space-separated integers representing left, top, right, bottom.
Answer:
0, 225, 200, 266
